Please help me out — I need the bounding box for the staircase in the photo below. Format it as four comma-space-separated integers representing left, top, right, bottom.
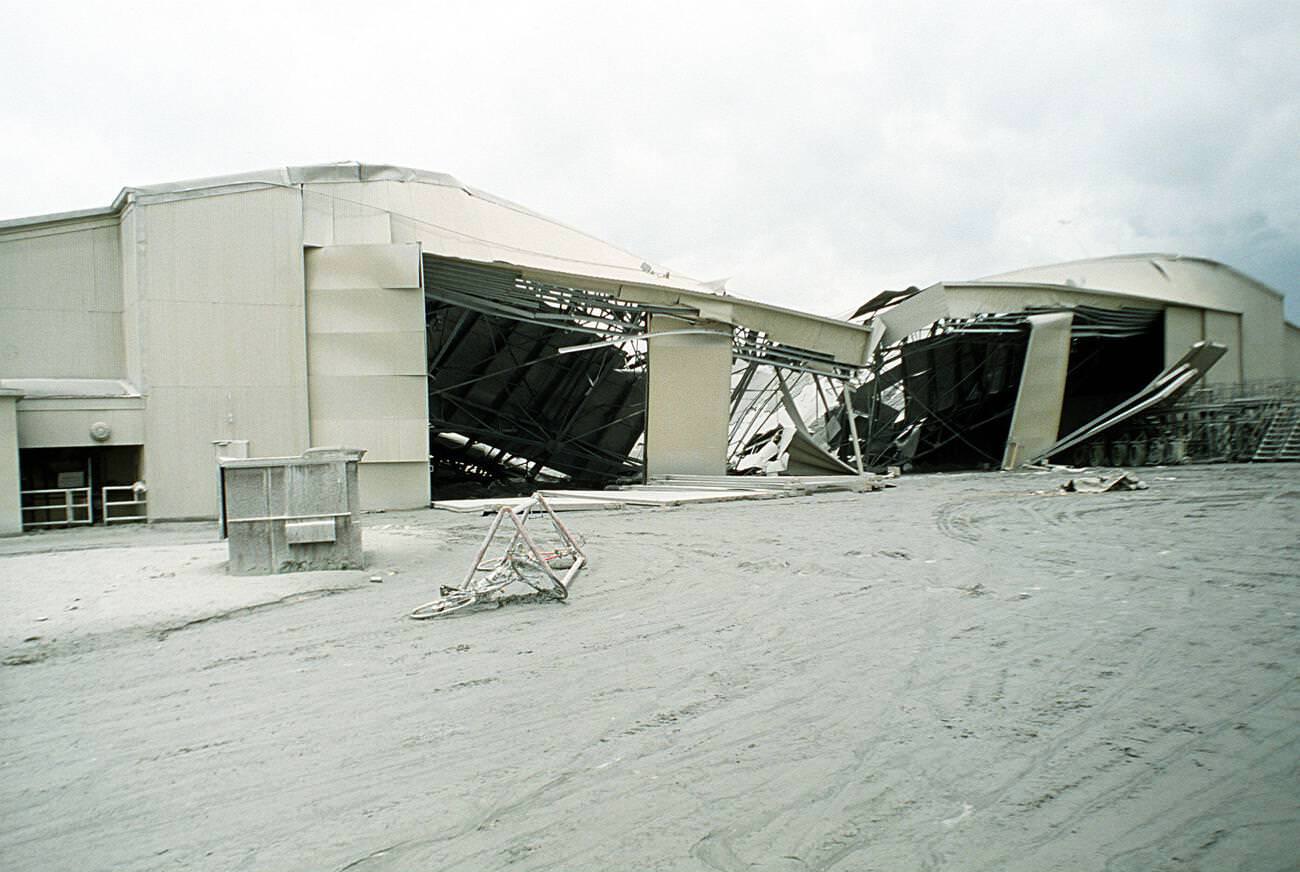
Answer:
1252, 403, 1300, 462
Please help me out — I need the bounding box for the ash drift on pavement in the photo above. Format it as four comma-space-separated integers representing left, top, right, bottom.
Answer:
1, 464, 1297, 871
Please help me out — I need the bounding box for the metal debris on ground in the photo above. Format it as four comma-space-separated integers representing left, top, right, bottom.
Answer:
431, 474, 884, 514
410, 494, 586, 619
1060, 472, 1148, 493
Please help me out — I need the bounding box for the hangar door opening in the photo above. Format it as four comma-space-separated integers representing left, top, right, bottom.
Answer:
834, 305, 1165, 471
420, 256, 864, 493
422, 258, 667, 492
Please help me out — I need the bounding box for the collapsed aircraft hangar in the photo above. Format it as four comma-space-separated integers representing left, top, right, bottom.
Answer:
815, 255, 1300, 472
2, 164, 1297, 534
0, 162, 872, 533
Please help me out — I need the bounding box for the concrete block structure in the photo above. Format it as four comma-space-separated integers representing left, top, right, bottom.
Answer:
220, 447, 365, 575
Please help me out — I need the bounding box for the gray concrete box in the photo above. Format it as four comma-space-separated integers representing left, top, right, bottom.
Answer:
219, 447, 366, 575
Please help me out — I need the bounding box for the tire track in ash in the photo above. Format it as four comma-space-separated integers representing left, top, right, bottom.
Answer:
973, 679, 1299, 871
332, 513, 904, 871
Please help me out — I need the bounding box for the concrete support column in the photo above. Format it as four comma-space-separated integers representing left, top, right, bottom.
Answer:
1002, 312, 1074, 469
0, 391, 22, 535
645, 315, 732, 478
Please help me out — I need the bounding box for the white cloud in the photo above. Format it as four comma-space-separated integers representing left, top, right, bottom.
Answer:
3, 0, 1297, 319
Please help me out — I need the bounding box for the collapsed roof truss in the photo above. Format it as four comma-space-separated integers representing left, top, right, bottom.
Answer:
423, 256, 859, 483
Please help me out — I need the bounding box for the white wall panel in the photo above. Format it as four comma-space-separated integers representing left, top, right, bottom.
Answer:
16, 399, 145, 448
0, 394, 20, 535
0, 221, 123, 378
1203, 311, 1243, 385
129, 187, 310, 519
1002, 313, 1073, 467
305, 245, 429, 509
1286, 325, 1300, 381
143, 385, 307, 519
308, 375, 426, 421
301, 183, 393, 246
645, 315, 731, 477
357, 462, 431, 512
307, 332, 427, 377
1164, 305, 1204, 368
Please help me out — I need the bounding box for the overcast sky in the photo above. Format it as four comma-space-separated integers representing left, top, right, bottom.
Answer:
3, 0, 1297, 321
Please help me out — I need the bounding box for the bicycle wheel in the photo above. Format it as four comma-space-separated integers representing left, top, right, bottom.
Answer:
409, 590, 477, 620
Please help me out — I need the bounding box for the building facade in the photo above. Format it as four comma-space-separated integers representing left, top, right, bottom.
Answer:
1, 163, 874, 533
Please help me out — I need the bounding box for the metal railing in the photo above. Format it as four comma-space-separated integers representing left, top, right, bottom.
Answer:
102, 485, 147, 524
20, 487, 93, 529
1178, 380, 1300, 407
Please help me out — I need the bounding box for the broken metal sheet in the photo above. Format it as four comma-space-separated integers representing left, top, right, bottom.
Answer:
784, 429, 860, 476
876, 283, 951, 346
1001, 312, 1074, 469
1032, 341, 1228, 464
432, 487, 778, 513
647, 474, 880, 493
850, 287, 922, 320
645, 315, 732, 477
431, 495, 626, 513
1061, 472, 1148, 493
431, 474, 882, 514
545, 488, 781, 507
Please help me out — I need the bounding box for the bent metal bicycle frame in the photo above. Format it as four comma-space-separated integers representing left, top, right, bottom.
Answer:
410, 493, 587, 620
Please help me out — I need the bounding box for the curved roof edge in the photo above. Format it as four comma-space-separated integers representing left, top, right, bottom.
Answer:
111, 161, 469, 210
0, 162, 878, 364
977, 252, 1285, 302
0, 161, 665, 278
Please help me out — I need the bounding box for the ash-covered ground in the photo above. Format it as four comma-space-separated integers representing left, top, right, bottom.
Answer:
2, 465, 1297, 871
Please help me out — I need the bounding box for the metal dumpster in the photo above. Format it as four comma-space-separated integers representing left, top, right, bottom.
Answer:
219, 447, 366, 575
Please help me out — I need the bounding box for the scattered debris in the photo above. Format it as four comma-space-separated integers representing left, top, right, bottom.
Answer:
411, 494, 586, 619
432, 474, 883, 514
1061, 472, 1148, 493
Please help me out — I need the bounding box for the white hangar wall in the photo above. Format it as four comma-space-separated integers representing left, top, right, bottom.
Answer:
0, 215, 124, 379
980, 255, 1289, 383
122, 186, 312, 519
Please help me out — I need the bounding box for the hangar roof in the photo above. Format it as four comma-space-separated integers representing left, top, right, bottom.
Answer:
0, 162, 877, 365
977, 253, 1284, 304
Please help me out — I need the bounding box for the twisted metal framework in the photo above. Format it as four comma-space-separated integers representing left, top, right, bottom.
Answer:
409, 493, 586, 619
423, 256, 857, 483
825, 305, 1167, 470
